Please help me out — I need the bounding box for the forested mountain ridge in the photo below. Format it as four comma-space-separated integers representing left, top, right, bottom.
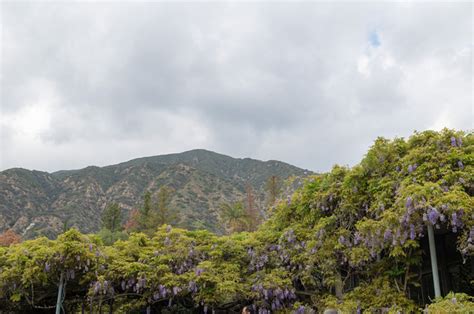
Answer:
0, 149, 310, 238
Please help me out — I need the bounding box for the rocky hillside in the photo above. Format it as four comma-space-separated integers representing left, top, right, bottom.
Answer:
0, 149, 310, 238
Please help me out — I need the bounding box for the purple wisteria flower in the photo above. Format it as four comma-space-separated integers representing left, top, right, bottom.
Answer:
405, 197, 413, 209
383, 229, 392, 241
188, 281, 197, 293
286, 229, 296, 243
93, 281, 101, 295
451, 136, 457, 147
410, 224, 416, 240
427, 208, 440, 225
451, 211, 464, 232
353, 232, 362, 245
458, 161, 464, 169
172, 286, 181, 295
158, 284, 167, 297
138, 277, 146, 289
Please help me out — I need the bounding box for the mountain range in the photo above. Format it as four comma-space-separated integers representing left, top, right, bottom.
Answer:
0, 149, 310, 238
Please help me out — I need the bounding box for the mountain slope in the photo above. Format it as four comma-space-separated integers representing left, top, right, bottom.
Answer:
0, 149, 310, 238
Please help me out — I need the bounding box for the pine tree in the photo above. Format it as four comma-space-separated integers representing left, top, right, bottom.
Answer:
101, 203, 122, 232
245, 184, 260, 231
265, 175, 281, 207
154, 186, 176, 226
137, 192, 152, 231
132, 187, 176, 234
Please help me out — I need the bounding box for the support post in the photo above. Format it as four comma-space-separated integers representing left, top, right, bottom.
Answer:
427, 225, 441, 298
335, 271, 343, 300
56, 272, 64, 314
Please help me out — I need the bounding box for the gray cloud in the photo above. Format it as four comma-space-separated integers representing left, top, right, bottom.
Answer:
1, 1, 472, 172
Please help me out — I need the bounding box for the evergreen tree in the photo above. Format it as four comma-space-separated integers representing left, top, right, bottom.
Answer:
101, 203, 122, 232
137, 192, 152, 231
154, 186, 176, 226
132, 187, 176, 234
265, 175, 281, 207
245, 184, 260, 231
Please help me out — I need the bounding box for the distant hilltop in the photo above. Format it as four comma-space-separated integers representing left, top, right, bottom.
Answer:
0, 149, 311, 238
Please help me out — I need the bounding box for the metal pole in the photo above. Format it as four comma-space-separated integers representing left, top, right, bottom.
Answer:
427, 225, 441, 298
56, 272, 64, 314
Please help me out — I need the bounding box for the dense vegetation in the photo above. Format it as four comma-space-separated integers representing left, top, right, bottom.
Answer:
0, 129, 472, 313
0, 149, 307, 238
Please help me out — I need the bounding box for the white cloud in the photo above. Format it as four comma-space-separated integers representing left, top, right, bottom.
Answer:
0, 2, 472, 172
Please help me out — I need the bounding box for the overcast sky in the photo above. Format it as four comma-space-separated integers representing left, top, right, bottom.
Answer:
0, 1, 472, 173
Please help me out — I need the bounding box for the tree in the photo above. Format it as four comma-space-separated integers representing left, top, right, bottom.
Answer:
137, 192, 153, 231
101, 203, 122, 232
99, 203, 127, 245
154, 186, 176, 226
266, 175, 282, 207
132, 187, 176, 234
124, 209, 139, 232
0, 229, 21, 246
245, 184, 260, 231
220, 201, 249, 234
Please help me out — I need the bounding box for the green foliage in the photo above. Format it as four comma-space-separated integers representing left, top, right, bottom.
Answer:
134, 187, 178, 235
155, 185, 176, 226
426, 292, 474, 313
101, 202, 122, 232
96, 228, 128, 246
266, 175, 282, 207
220, 201, 251, 233
0, 129, 472, 312
1, 149, 308, 237
319, 277, 417, 312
